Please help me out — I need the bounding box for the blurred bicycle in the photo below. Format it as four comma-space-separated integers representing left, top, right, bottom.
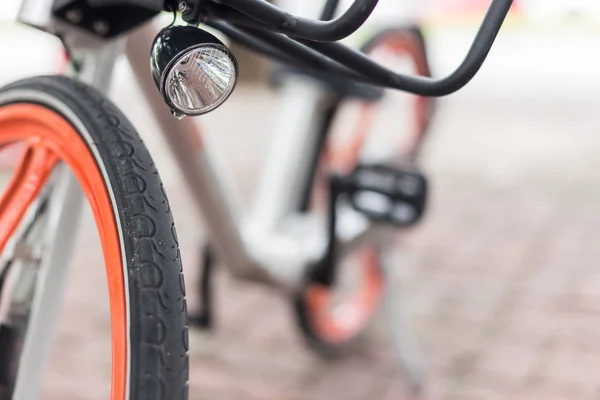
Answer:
0, 0, 512, 398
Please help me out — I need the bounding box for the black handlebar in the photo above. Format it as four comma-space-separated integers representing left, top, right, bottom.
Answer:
319, 0, 342, 21
215, 0, 379, 42
178, 0, 514, 97
298, 0, 513, 96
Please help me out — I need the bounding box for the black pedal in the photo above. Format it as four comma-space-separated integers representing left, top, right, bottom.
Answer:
342, 161, 428, 227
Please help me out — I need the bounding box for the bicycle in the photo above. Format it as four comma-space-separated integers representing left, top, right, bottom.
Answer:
0, 0, 512, 398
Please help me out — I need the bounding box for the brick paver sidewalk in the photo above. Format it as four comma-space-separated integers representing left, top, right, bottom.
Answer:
43, 173, 600, 400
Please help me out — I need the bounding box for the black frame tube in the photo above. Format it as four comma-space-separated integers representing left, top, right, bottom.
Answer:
197, 0, 514, 96
205, 20, 298, 65
207, 0, 512, 96
207, 20, 376, 83
320, 0, 342, 21
216, 0, 379, 41
297, 0, 512, 96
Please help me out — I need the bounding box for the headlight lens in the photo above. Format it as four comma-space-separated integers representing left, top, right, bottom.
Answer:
164, 46, 237, 115
150, 26, 238, 117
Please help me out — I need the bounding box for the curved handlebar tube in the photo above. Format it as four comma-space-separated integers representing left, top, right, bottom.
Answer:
207, 21, 300, 66
207, 21, 369, 81
186, 0, 513, 96
216, 0, 380, 42
299, 0, 513, 95
320, 0, 342, 21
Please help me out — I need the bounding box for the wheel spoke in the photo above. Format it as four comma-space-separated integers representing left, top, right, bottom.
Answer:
0, 142, 58, 253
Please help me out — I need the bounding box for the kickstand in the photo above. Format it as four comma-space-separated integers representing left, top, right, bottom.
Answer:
188, 245, 215, 330
380, 249, 427, 396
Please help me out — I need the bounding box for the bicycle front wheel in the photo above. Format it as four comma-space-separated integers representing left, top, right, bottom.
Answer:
0, 76, 188, 399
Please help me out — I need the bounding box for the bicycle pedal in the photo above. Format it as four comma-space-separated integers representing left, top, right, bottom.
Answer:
340, 161, 428, 227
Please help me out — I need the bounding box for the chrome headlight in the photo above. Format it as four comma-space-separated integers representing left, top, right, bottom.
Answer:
150, 26, 238, 117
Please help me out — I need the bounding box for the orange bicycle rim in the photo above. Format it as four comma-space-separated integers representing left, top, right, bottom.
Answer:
0, 104, 127, 399
305, 248, 383, 343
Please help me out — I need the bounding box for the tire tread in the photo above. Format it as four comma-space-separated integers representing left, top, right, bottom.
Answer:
1, 76, 189, 400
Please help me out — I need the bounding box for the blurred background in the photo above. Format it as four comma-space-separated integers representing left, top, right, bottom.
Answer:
2, 0, 600, 399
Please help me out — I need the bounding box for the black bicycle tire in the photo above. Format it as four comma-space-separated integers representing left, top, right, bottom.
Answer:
0, 76, 189, 400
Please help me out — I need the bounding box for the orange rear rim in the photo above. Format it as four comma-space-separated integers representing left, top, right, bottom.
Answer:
0, 104, 127, 399
305, 248, 383, 343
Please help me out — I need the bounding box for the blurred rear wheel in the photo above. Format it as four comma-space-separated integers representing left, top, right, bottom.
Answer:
294, 26, 435, 357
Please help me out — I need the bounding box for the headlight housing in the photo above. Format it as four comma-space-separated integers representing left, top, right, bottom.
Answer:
151, 26, 238, 117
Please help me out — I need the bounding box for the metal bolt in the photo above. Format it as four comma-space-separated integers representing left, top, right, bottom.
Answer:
178, 1, 192, 15
93, 20, 110, 36
65, 8, 82, 24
